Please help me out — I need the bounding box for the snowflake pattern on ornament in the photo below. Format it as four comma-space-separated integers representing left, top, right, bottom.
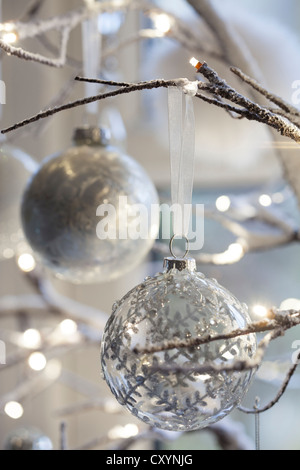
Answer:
101, 263, 257, 431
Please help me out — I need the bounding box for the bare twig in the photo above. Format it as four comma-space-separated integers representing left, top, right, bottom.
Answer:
133, 318, 274, 355
75, 76, 133, 87
1, 79, 182, 134
5, 70, 81, 143
135, 310, 300, 355
0, 2, 134, 67
149, 328, 281, 375
239, 351, 300, 415
0, 37, 59, 67
186, 0, 300, 207
3, 63, 300, 146
231, 67, 300, 118
199, 63, 300, 142
135, 310, 300, 380
35, 33, 82, 69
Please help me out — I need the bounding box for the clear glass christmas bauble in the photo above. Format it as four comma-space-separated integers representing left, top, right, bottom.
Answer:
0, 143, 37, 261
4, 426, 53, 450
21, 127, 159, 283
101, 257, 257, 431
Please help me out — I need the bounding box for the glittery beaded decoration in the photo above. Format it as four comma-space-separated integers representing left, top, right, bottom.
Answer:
101, 259, 257, 431
21, 127, 159, 283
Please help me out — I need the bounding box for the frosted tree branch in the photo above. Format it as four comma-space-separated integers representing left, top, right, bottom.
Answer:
0, 34, 67, 67
239, 350, 300, 415
231, 67, 300, 118
2, 62, 300, 144
129, 309, 300, 416
149, 328, 281, 376
0, 1, 140, 67
199, 63, 300, 142
1, 79, 181, 133
135, 308, 300, 356
186, 0, 300, 208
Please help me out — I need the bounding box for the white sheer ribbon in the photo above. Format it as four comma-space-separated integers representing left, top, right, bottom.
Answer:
82, 7, 102, 116
168, 81, 197, 238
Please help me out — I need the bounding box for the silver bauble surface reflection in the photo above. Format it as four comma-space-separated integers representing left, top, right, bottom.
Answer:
0, 143, 37, 261
21, 127, 159, 283
4, 426, 53, 450
101, 258, 257, 431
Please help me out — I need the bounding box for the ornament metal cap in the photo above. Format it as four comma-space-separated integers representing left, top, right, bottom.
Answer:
163, 257, 196, 272
73, 126, 111, 147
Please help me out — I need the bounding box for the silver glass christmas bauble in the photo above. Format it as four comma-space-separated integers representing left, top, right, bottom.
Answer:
4, 426, 53, 450
101, 257, 257, 431
21, 127, 159, 283
0, 143, 37, 261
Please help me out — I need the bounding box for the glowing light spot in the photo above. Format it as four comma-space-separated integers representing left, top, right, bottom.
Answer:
17, 253, 36, 272
108, 423, 139, 440
259, 194, 272, 207
212, 242, 244, 265
189, 57, 202, 70
1, 32, 18, 44
252, 305, 268, 318
28, 352, 47, 371
0, 23, 15, 32
59, 319, 77, 336
4, 401, 24, 420
22, 329, 41, 349
152, 13, 172, 34
227, 243, 244, 260
216, 195, 231, 212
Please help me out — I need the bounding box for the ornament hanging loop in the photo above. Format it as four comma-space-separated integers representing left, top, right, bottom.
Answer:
169, 234, 189, 259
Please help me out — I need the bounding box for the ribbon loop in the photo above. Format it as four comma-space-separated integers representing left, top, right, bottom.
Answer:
168, 85, 196, 238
